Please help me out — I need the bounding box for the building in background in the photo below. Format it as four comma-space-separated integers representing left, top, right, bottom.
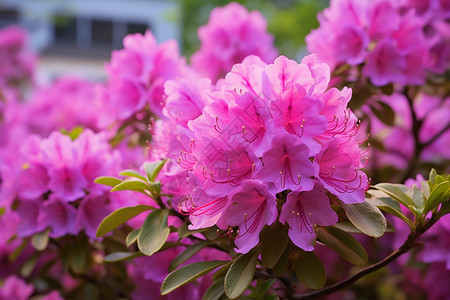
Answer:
0, 0, 180, 82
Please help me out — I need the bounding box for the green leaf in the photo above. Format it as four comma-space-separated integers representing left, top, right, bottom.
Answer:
421, 181, 431, 198
20, 253, 39, 277
224, 248, 259, 299
425, 181, 450, 214
31, 228, 50, 251
110, 180, 151, 193
169, 240, 211, 272
332, 221, 362, 233
94, 176, 123, 188
119, 170, 148, 182
178, 224, 211, 240
138, 209, 170, 256
212, 261, 232, 281
104, 251, 144, 262
126, 228, 141, 247
96, 205, 154, 238
429, 169, 437, 184
161, 260, 228, 295
0, 207, 5, 217
365, 197, 413, 227
317, 226, 368, 265
374, 183, 414, 208
202, 278, 225, 300
294, 250, 326, 289
260, 221, 290, 268
143, 159, 167, 182
438, 201, 450, 217
369, 101, 395, 126
342, 202, 387, 238
69, 243, 87, 274
412, 186, 425, 213
272, 246, 290, 277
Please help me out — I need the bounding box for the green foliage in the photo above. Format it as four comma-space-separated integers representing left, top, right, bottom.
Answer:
260, 221, 289, 268
161, 260, 228, 295
317, 226, 368, 265
137, 209, 170, 256
224, 248, 259, 299
96, 205, 154, 238
341, 202, 387, 238
169, 240, 212, 272
31, 228, 50, 251
294, 250, 326, 289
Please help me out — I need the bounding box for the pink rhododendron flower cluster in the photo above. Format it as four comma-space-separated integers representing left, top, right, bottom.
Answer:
4, 130, 121, 238
23, 77, 114, 136
151, 54, 369, 253
106, 30, 188, 120
191, 2, 278, 82
306, 0, 449, 85
0, 26, 35, 97
362, 93, 450, 169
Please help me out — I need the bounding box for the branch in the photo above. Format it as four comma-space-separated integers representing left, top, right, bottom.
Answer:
294, 214, 440, 299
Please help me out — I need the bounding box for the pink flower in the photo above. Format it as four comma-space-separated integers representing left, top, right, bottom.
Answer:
107, 30, 186, 119
191, 2, 277, 81
0, 276, 34, 300
37, 196, 78, 238
256, 133, 315, 193
279, 184, 338, 251
315, 137, 368, 204
306, 0, 442, 85
25, 77, 113, 136
362, 39, 406, 86
163, 78, 211, 125
220, 180, 277, 253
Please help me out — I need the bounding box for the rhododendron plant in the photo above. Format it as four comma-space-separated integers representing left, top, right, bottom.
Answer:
0, 1, 449, 299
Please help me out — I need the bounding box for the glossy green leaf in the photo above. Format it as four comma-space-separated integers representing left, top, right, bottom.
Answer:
126, 228, 141, 247
429, 169, 437, 184
224, 248, 259, 299
161, 260, 228, 295
104, 251, 144, 262
110, 180, 151, 193
342, 202, 387, 238
272, 246, 290, 277
96, 205, 153, 238
260, 221, 290, 268
119, 170, 148, 182
425, 181, 450, 214
143, 159, 167, 182
412, 186, 425, 213
294, 250, 326, 289
365, 197, 413, 227
202, 278, 225, 300
317, 226, 368, 265
178, 224, 211, 240
169, 240, 211, 272
31, 228, 50, 251
374, 183, 413, 208
138, 209, 170, 256
94, 176, 123, 188
332, 221, 362, 233
212, 261, 232, 281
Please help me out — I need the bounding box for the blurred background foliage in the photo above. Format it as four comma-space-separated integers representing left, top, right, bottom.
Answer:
177, 0, 328, 59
